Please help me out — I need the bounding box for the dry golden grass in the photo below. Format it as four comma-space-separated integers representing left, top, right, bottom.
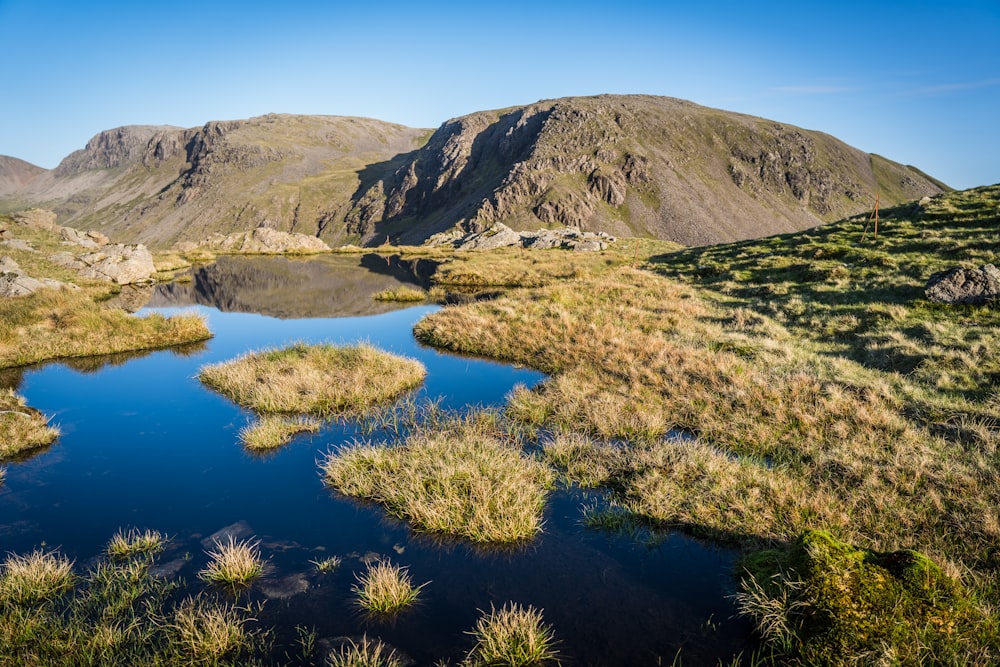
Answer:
0, 389, 59, 459
0, 549, 75, 606
239, 415, 321, 450
322, 413, 553, 543
373, 286, 427, 302
105, 528, 167, 560
170, 596, 254, 664
0, 288, 211, 369
199, 342, 426, 416
326, 635, 403, 667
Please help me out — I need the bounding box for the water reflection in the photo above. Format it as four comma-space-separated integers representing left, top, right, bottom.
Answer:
148, 254, 431, 318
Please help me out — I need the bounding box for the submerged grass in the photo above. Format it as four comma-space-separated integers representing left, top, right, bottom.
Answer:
0, 533, 269, 667
0, 389, 59, 459
352, 560, 426, 616
322, 412, 554, 544
465, 602, 559, 667
239, 414, 321, 450
411, 185, 1000, 662
199, 342, 426, 417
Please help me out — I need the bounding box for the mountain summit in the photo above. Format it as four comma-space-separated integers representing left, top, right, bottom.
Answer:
0, 96, 946, 248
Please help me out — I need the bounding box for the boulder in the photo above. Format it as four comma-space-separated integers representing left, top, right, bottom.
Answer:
59, 226, 110, 249
11, 208, 58, 231
0, 256, 76, 297
925, 264, 1000, 305
2, 239, 35, 252
49, 244, 156, 285
453, 223, 523, 250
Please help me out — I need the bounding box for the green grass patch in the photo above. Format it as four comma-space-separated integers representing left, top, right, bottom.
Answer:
0, 389, 59, 459
322, 412, 554, 543
106, 528, 166, 560
327, 635, 403, 667
0, 549, 75, 606
199, 342, 426, 417
736, 530, 999, 665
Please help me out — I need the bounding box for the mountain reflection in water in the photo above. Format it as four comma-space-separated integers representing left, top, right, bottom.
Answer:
148, 254, 433, 319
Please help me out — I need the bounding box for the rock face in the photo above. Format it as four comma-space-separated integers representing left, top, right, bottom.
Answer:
175, 227, 332, 255
925, 264, 1000, 305
427, 222, 615, 251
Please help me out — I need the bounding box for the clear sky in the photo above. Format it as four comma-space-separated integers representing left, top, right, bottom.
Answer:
1, 0, 997, 190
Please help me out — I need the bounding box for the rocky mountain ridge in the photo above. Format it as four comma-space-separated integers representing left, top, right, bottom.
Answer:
1, 96, 947, 249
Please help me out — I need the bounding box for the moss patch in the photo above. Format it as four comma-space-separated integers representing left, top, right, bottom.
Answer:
738, 530, 999, 665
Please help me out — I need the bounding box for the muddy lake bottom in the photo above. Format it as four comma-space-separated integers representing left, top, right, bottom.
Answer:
0, 256, 756, 665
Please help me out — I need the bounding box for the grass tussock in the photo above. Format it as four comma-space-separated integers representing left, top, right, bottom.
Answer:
170, 596, 255, 665
411, 186, 1000, 662
0, 549, 75, 606
198, 537, 264, 593
199, 342, 426, 417
352, 560, 426, 616
106, 528, 167, 560
239, 414, 321, 450
0, 287, 211, 369
327, 635, 403, 667
465, 602, 558, 667
0, 389, 59, 459
322, 412, 553, 543
373, 286, 427, 302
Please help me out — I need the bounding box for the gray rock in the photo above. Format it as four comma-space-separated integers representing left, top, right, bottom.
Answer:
454, 223, 523, 250
59, 226, 107, 249
2, 239, 35, 252
925, 264, 1000, 305
0, 256, 19, 272
0, 269, 74, 297
50, 244, 156, 285
180, 227, 331, 255
11, 208, 58, 231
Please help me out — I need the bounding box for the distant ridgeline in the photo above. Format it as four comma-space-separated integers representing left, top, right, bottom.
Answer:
0, 95, 947, 250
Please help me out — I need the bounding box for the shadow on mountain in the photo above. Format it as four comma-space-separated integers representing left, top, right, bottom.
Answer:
148, 254, 428, 319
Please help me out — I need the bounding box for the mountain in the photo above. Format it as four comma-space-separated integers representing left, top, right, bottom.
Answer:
346, 95, 947, 246
0, 115, 429, 248
0, 96, 947, 248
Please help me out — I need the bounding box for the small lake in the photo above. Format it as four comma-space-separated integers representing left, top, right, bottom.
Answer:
0, 254, 755, 665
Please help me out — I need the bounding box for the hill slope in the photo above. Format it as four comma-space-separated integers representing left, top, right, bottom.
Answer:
0, 96, 946, 248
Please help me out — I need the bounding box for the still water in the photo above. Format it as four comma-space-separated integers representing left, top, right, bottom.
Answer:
1, 255, 755, 665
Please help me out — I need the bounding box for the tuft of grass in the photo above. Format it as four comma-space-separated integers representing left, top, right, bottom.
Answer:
351, 560, 426, 616
106, 528, 167, 560
465, 602, 558, 667
310, 555, 342, 574
322, 412, 554, 543
0, 388, 59, 459
0, 549, 75, 606
327, 634, 403, 667
199, 342, 426, 417
198, 536, 264, 593
373, 286, 427, 302
239, 414, 321, 450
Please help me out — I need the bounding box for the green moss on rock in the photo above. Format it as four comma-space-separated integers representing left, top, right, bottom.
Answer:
737, 530, 999, 665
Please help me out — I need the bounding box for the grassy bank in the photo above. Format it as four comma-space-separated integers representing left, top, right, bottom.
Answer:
412, 186, 1000, 661
199, 342, 426, 417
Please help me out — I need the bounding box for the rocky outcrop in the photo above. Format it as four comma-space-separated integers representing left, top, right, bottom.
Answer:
174, 227, 331, 255
0, 256, 75, 297
54, 125, 182, 174
925, 264, 1000, 305
427, 222, 615, 251
11, 208, 59, 231
49, 244, 156, 285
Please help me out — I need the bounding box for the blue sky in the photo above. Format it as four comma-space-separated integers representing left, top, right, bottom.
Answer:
2, 0, 998, 189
